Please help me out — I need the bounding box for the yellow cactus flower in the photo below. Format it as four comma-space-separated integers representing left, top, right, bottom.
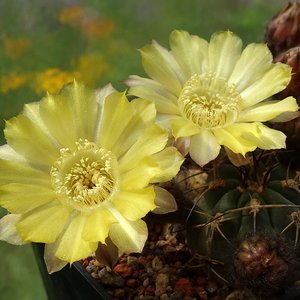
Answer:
124, 30, 299, 166
0, 81, 184, 272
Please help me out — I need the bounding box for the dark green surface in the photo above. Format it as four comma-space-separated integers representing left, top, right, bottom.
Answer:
0, 0, 291, 299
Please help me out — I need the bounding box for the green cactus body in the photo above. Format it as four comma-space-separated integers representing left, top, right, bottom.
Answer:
186, 160, 300, 291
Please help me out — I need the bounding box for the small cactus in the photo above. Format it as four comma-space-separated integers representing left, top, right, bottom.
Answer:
186, 151, 300, 298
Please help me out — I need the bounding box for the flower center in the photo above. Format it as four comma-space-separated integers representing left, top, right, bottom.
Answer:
51, 139, 118, 211
178, 73, 242, 129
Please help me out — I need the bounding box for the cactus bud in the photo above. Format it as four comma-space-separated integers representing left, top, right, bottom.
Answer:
230, 232, 298, 298
274, 46, 300, 103
265, 2, 300, 57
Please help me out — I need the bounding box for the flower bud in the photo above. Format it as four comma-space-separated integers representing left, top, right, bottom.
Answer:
274, 46, 300, 104
265, 2, 300, 57
230, 232, 298, 298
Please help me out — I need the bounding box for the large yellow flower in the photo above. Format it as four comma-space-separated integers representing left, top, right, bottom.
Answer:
0, 81, 183, 272
124, 30, 299, 166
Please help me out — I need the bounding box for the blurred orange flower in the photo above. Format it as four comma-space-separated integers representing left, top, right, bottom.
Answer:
3, 37, 30, 59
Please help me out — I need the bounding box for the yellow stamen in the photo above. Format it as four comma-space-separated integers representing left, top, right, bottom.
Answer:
178, 73, 242, 129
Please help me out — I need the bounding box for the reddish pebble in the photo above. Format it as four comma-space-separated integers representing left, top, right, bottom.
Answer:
113, 263, 132, 278
145, 286, 156, 295
126, 278, 138, 287
197, 277, 208, 286
208, 279, 218, 290
174, 278, 194, 295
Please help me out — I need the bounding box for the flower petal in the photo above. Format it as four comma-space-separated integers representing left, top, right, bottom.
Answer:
16, 205, 72, 243
109, 218, 148, 253
0, 159, 51, 186
237, 97, 299, 122
111, 98, 157, 158
4, 115, 59, 170
189, 130, 221, 166
170, 118, 201, 138
128, 85, 180, 115
82, 207, 117, 243
95, 238, 121, 268
240, 63, 292, 108
112, 187, 156, 221
150, 146, 184, 183
0, 184, 55, 214
152, 185, 178, 214
40, 81, 99, 151
119, 123, 168, 173
229, 43, 274, 92
55, 213, 98, 263
139, 43, 183, 96
170, 30, 209, 77
208, 31, 242, 78
120, 157, 161, 190
214, 127, 257, 155
0, 214, 26, 245
242, 124, 287, 150
44, 243, 68, 274
97, 91, 133, 150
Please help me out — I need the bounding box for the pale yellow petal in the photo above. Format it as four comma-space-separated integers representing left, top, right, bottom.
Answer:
189, 130, 221, 166
111, 98, 157, 158
240, 63, 292, 108
0, 214, 26, 245
109, 218, 148, 253
97, 91, 133, 149
237, 97, 299, 122
125, 75, 179, 105
0, 184, 55, 214
82, 207, 117, 243
152, 185, 177, 214
58, 80, 99, 141
241, 124, 287, 150
150, 147, 184, 183
139, 43, 183, 96
0, 144, 28, 165
16, 205, 71, 243
0, 159, 51, 186
44, 243, 69, 274
214, 127, 257, 155
4, 115, 59, 169
229, 43, 274, 92
55, 213, 98, 263
120, 157, 161, 190
170, 118, 201, 138
40, 81, 99, 151
128, 85, 180, 115
119, 123, 168, 173
170, 30, 209, 77
152, 39, 187, 84
208, 31, 243, 78
112, 187, 156, 221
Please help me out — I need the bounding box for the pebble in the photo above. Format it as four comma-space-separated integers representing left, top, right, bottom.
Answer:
113, 262, 132, 277
155, 273, 170, 291
152, 256, 163, 271
98, 267, 125, 287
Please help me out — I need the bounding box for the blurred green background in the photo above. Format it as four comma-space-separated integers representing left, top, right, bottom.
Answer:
0, 0, 293, 299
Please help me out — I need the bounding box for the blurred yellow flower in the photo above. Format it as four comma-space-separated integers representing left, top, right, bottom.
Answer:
3, 37, 30, 59
0, 72, 29, 93
0, 81, 183, 272
58, 6, 84, 25
32, 68, 80, 94
125, 30, 299, 166
74, 56, 110, 87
